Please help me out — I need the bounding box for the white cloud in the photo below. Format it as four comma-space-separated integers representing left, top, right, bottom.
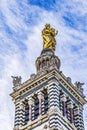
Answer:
0, 0, 87, 129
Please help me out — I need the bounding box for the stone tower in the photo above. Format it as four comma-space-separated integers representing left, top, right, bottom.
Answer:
10, 24, 86, 130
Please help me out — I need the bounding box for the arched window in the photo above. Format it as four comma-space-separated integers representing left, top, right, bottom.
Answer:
62, 101, 66, 117
34, 97, 39, 120
42, 60, 45, 68
38, 61, 41, 71
44, 91, 48, 114
39, 62, 41, 69
25, 103, 29, 125
73, 105, 77, 126
66, 101, 71, 122
59, 92, 63, 112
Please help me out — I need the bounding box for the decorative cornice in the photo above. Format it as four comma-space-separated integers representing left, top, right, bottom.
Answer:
54, 70, 87, 105
10, 69, 87, 105
10, 75, 48, 100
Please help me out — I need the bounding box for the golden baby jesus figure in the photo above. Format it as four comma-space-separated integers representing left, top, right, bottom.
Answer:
42, 24, 58, 51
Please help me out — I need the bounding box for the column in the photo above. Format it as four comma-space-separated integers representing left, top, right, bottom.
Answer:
74, 105, 84, 130
24, 102, 29, 125
60, 93, 66, 117
73, 106, 80, 129
28, 96, 34, 121
48, 83, 60, 130
38, 91, 44, 115
44, 88, 49, 114
31, 97, 35, 121
14, 100, 20, 129
67, 100, 74, 124
79, 106, 84, 130
70, 106, 74, 124
49, 84, 60, 109
14, 100, 26, 129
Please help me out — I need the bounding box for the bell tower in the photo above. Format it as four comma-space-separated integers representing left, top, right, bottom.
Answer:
10, 24, 86, 130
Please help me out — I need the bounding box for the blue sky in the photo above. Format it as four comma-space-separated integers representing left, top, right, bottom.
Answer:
0, 0, 87, 129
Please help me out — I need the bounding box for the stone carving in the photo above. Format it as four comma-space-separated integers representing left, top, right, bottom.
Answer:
67, 77, 72, 83
30, 74, 36, 80
75, 82, 84, 87
42, 24, 58, 51
74, 82, 84, 96
36, 51, 60, 73
11, 76, 22, 87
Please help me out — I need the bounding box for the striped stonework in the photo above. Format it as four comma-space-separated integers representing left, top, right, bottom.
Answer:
11, 49, 86, 130
39, 91, 45, 115
28, 96, 33, 121
14, 101, 20, 129
59, 93, 66, 117
44, 89, 49, 114
74, 106, 84, 130
34, 97, 39, 120
14, 101, 25, 129
24, 103, 29, 125
19, 101, 25, 127
38, 91, 44, 115
79, 106, 84, 130
66, 100, 74, 124
30, 97, 35, 121
48, 82, 60, 129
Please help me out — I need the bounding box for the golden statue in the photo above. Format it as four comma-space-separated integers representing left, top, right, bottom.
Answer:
42, 24, 58, 51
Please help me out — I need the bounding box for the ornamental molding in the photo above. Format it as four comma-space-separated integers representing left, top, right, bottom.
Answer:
10, 69, 86, 105
52, 70, 86, 105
